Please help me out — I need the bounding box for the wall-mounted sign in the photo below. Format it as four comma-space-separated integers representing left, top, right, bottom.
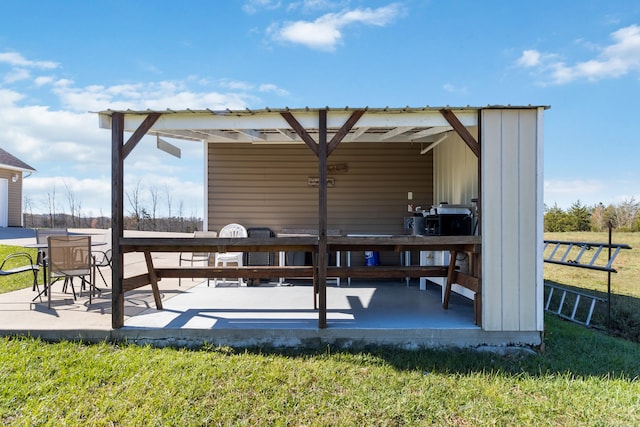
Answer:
327, 163, 348, 173
308, 177, 335, 187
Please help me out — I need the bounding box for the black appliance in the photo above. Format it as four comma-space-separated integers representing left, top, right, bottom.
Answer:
425, 214, 472, 236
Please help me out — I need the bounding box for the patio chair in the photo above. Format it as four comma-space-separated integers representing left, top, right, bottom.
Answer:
213, 223, 247, 287
35, 228, 68, 266
47, 235, 95, 309
92, 229, 112, 287
0, 252, 41, 300
178, 230, 218, 286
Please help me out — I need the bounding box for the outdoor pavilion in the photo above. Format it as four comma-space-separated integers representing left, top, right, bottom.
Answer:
98, 106, 546, 349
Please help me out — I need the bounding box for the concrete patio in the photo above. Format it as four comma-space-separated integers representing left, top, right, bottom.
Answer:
0, 227, 535, 349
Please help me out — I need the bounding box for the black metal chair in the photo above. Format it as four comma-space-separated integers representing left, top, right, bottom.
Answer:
0, 252, 40, 300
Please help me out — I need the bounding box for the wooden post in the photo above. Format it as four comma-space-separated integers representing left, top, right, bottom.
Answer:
111, 113, 125, 328
111, 112, 161, 329
318, 110, 328, 329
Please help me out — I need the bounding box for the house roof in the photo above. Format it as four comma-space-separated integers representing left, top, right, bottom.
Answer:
0, 148, 36, 172
97, 105, 548, 145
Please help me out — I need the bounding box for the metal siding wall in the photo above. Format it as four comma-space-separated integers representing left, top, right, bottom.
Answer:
501, 111, 521, 330
207, 142, 433, 235
518, 112, 539, 330
481, 113, 504, 330
433, 132, 478, 206
482, 110, 542, 332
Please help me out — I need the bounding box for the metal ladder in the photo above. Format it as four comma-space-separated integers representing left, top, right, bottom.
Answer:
543, 240, 631, 273
544, 282, 604, 326
543, 239, 631, 326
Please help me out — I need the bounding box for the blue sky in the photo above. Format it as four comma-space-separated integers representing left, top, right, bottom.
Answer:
1, 0, 639, 218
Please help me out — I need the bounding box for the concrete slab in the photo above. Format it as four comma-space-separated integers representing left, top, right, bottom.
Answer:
0, 228, 542, 349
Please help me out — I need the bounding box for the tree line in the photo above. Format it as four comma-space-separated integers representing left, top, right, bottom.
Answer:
545, 199, 640, 232
23, 180, 203, 232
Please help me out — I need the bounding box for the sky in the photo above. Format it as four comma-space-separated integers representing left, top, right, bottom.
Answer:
1, 0, 639, 219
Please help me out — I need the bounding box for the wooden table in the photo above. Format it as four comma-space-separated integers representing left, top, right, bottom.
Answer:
117, 234, 482, 325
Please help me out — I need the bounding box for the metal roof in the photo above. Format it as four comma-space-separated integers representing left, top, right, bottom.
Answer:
96, 105, 549, 145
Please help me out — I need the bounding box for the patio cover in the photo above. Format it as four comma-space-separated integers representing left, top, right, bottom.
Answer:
97, 105, 545, 329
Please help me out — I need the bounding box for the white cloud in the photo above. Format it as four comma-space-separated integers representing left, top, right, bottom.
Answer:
286, 0, 349, 13
516, 24, 640, 84
0, 52, 59, 69
243, 0, 282, 14
516, 49, 542, 67
269, 3, 402, 51
1, 50, 294, 216
543, 178, 640, 209
259, 83, 290, 96
442, 82, 468, 94
3, 68, 31, 84
34, 76, 55, 86
50, 79, 263, 112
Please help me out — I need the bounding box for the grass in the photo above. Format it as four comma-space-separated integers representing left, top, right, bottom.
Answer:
544, 232, 640, 341
0, 245, 41, 293
1, 237, 640, 424
0, 315, 639, 426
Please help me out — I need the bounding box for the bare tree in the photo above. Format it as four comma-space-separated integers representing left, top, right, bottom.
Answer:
149, 185, 159, 230
43, 185, 57, 227
23, 195, 33, 227
64, 181, 80, 228
163, 184, 173, 231
126, 180, 145, 230
613, 198, 639, 230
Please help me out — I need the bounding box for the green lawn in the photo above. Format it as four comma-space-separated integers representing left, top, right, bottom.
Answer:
0, 245, 42, 293
544, 232, 640, 341
1, 238, 639, 424
0, 316, 638, 425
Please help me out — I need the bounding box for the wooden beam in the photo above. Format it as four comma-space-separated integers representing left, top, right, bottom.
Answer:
122, 113, 161, 159
409, 126, 452, 140
439, 109, 480, 158
144, 251, 163, 310
380, 126, 413, 141
349, 126, 369, 141
111, 112, 125, 329
280, 111, 319, 157
419, 133, 449, 155
327, 109, 365, 155
318, 109, 328, 328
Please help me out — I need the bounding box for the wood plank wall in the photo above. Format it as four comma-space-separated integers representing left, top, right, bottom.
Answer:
207, 142, 433, 238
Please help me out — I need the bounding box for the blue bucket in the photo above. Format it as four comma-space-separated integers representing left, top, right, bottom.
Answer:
365, 251, 379, 266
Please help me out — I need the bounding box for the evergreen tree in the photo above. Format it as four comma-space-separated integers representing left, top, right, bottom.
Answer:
544, 204, 570, 232
567, 200, 592, 231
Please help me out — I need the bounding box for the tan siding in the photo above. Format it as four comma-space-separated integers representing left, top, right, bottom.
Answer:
207, 142, 433, 235
0, 169, 22, 227
482, 110, 542, 332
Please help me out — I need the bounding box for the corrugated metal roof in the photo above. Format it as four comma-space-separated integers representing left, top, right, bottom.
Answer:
95, 105, 549, 145
95, 105, 549, 116
0, 148, 36, 172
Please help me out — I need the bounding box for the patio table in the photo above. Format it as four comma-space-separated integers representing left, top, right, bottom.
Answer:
25, 239, 106, 303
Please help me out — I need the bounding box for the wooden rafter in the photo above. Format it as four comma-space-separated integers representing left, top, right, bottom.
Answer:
328, 110, 365, 155
280, 111, 319, 156
380, 126, 413, 141
122, 113, 161, 159
439, 109, 480, 158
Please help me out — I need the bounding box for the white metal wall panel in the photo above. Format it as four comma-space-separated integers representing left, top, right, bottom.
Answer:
481, 109, 542, 332
433, 132, 478, 205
